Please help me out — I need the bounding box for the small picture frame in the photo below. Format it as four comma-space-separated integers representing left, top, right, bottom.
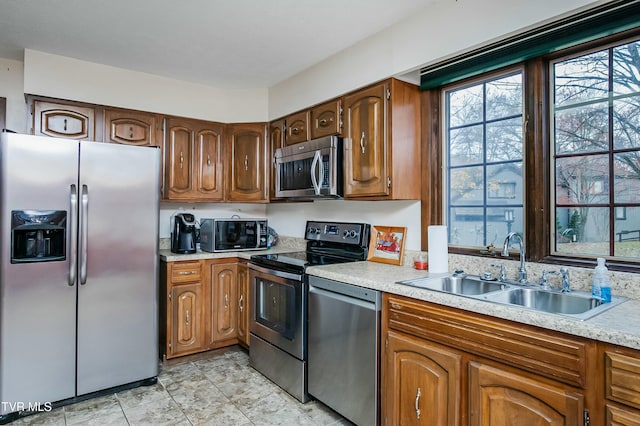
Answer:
368, 226, 407, 266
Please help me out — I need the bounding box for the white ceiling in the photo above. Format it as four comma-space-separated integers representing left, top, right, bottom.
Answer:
0, 0, 435, 89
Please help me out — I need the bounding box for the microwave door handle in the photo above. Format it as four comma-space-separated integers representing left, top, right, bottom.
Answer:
311, 150, 321, 195
255, 221, 260, 248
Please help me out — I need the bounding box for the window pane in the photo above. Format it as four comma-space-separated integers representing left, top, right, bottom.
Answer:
446, 70, 523, 249
613, 98, 640, 149
449, 207, 485, 246
554, 50, 609, 107
554, 103, 609, 154
614, 152, 640, 203
486, 73, 522, 120
555, 207, 609, 256
449, 125, 483, 166
613, 41, 640, 95
449, 84, 483, 127
614, 207, 640, 258
450, 166, 484, 205
555, 154, 609, 205
487, 117, 523, 162
487, 163, 522, 205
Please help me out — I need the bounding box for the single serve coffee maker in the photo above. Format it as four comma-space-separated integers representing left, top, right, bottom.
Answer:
171, 213, 197, 254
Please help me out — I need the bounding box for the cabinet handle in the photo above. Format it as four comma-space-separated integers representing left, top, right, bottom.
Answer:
239, 294, 244, 312
185, 309, 190, 327
244, 155, 249, 171
63, 118, 68, 132
129, 126, 134, 139
180, 151, 184, 169
415, 387, 421, 420
291, 127, 299, 135
177, 271, 194, 275
207, 155, 211, 166
225, 294, 229, 308
360, 131, 366, 154
319, 118, 328, 127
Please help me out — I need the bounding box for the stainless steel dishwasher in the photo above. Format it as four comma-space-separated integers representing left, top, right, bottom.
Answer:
308, 276, 381, 426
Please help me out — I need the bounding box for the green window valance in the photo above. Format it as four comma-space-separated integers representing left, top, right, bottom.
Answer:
420, 0, 640, 90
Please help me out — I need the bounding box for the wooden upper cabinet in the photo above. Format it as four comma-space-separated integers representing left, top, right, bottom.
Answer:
310, 98, 342, 139
226, 123, 268, 202
269, 119, 284, 200
343, 79, 421, 200
103, 108, 162, 147
164, 117, 224, 201
284, 110, 309, 146
33, 100, 96, 140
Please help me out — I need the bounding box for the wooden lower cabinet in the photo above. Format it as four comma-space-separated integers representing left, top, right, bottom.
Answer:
384, 330, 460, 426
208, 262, 238, 345
237, 262, 250, 347
170, 283, 204, 357
161, 258, 248, 360
382, 293, 595, 426
468, 361, 584, 425
604, 346, 640, 425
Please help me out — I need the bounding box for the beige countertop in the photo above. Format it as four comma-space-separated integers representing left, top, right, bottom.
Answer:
306, 261, 640, 351
159, 245, 298, 262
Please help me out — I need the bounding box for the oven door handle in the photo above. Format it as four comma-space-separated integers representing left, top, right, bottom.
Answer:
249, 263, 303, 281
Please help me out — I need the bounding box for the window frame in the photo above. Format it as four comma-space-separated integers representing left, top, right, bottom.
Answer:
421, 27, 640, 272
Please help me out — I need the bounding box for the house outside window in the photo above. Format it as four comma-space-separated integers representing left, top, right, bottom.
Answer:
551, 38, 640, 260
444, 71, 524, 249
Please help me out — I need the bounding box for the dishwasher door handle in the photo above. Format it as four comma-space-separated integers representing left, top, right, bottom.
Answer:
309, 285, 376, 310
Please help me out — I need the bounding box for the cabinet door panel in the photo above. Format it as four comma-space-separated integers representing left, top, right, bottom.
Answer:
34, 101, 95, 140
210, 263, 238, 343
237, 264, 250, 347
344, 83, 388, 197
170, 284, 202, 357
268, 119, 284, 200
195, 128, 223, 200
227, 124, 266, 201
104, 108, 161, 147
285, 110, 309, 145
607, 404, 640, 426
165, 125, 193, 196
468, 361, 583, 426
385, 331, 460, 426
310, 99, 341, 139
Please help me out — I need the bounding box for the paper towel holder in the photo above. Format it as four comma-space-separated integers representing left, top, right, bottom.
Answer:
368, 225, 407, 266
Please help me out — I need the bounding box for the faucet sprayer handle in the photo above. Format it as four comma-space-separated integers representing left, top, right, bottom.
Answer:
560, 268, 571, 293
490, 264, 507, 281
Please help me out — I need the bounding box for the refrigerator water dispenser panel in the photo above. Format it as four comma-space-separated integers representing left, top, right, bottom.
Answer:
11, 210, 66, 263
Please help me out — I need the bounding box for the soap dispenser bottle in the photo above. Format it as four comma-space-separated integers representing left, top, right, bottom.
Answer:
591, 257, 611, 303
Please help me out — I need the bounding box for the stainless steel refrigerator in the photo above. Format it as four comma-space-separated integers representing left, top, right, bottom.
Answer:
0, 133, 160, 418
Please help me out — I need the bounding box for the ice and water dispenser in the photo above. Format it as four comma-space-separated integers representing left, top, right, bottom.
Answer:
11, 210, 66, 263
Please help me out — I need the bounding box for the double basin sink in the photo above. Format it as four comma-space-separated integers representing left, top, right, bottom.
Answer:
397, 274, 626, 320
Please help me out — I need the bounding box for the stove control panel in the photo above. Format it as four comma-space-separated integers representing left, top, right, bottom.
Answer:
305, 221, 370, 246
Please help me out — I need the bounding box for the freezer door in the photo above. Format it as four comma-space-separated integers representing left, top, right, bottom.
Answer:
0, 134, 78, 411
76, 141, 160, 395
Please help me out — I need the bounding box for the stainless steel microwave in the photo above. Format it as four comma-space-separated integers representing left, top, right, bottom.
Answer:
199, 218, 268, 252
275, 136, 343, 199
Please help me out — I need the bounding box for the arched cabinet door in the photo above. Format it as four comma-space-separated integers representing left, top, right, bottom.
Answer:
227, 123, 267, 202
170, 283, 203, 357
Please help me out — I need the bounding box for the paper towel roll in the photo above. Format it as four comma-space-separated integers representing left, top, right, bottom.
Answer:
428, 225, 449, 273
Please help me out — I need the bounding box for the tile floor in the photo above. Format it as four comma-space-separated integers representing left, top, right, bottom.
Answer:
12, 346, 352, 426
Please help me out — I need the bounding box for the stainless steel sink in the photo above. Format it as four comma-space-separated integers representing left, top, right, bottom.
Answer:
397, 274, 626, 320
480, 287, 625, 320
398, 275, 508, 295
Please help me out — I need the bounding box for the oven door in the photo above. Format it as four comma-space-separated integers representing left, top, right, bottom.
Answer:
249, 263, 306, 360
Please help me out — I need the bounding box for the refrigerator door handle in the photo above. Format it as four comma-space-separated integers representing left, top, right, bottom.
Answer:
80, 184, 89, 285
68, 184, 78, 286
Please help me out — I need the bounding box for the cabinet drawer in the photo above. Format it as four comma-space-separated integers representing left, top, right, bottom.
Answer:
171, 261, 202, 283
310, 99, 341, 139
606, 351, 640, 410
385, 294, 593, 388
285, 110, 309, 145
